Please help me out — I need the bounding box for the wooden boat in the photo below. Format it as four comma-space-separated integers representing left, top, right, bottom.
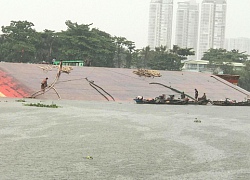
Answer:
134, 95, 189, 105
188, 99, 211, 105
134, 98, 189, 105
212, 99, 250, 106
134, 93, 212, 105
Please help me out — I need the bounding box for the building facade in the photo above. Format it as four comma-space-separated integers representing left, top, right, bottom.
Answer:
182, 60, 245, 74
148, 0, 173, 49
175, 0, 199, 59
198, 0, 227, 59
225, 37, 250, 58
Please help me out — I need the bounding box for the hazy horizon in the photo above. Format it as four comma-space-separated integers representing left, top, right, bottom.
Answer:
1, 0, 249, 49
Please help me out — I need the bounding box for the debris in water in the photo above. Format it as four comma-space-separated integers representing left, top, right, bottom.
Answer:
194, 118, 201, 123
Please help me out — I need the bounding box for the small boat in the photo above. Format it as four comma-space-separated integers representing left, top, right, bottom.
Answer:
188, 98, 212, 105
188, 100, 210, 105
133, 98, 156, 104
212, 98, 250, 106
134, 95, 189, 105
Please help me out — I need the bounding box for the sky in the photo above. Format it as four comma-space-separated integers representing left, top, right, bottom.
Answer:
1, 0, 250, 49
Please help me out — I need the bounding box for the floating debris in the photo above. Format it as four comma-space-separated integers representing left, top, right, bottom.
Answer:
194, 118, 201, 123
15, 99, 26, 102
84, 156, 93, 160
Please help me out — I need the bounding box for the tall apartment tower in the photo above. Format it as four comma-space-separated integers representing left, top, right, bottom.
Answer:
225, 38, 250, 57
198, 0, 227, 59
175, 0, 199, 59
148, 0, 173, 49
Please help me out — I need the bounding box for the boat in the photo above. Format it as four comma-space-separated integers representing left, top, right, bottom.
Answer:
188, 99, 211, 105
133, 93, 212, 105
212, 98, 250, 106
134, 95, 189, 105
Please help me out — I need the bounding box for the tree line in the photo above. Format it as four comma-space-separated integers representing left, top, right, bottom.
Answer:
202, 48, 250, 91
0, 20, 194, 69
0, 20, 250, 90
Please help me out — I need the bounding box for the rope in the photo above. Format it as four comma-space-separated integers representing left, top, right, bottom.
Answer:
90, 82, 115, 101
57, 77, 87, 83
29, 61, 63, 99
85, 78, 115, 101
149, 82, 196, 100
211, 75, 250, 96
89, 83, 109, 101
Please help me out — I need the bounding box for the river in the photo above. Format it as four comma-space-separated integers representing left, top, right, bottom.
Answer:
0, 98, 249, 180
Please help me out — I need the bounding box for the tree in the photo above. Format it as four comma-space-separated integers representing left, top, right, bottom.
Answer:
89, 28, 116, 67
176, 47, 195, 60
1, 21, 39, 63
36, 29, 58, 62
202, 48, 249, 63
125, 41, 135, 68
147, 46, 182, 71
169, 45, 195, 61
238, 61, 250, 91
57, 21, 116, 67
170, 45, 180, 54
113, 37, 127, 68
202, 48, 249, 74
0, 35, 4, 61
137, 46, 151, 68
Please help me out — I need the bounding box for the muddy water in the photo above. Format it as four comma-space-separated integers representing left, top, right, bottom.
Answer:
0, 98, 250, 180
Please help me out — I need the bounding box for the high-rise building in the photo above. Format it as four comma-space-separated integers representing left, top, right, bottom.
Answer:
175, 0, 199, 59
198, 0, 227, 59
148, 0, 173, 49
225, 38, 250, 58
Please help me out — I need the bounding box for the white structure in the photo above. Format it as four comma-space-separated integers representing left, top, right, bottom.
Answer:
198, 0, 227, 59
182, 60, 210, 72
225, 38, 250, 58
182, 60, 245, 73
148, 0, 173, 49
175, 0, 199, 59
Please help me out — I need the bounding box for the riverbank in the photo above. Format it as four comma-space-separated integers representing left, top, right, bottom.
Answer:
1, 62, 249, 102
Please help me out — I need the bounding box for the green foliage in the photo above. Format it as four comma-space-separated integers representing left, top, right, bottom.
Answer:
1, 21, 39, 63
23, 102, 60, 108
147, 46, 180, 70
145, 45, 192, 71
238, 61, 250, 91
35, 29, 58, 62
56, 21, 118, 67
202, 48, 250, 91
15, 99, 26, 102
113, 36, 135, 68
0, 20, 121, 66
139, 46, 151, 68
170, 45, 195, 59
0, 21, 196, 70
202, 48, 249, 64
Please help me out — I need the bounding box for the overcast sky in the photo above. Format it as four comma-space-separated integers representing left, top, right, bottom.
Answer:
1, 0, 250, 48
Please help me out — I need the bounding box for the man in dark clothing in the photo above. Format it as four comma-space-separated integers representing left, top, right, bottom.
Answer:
41, 77, 48, 93
195, 89, 198, 100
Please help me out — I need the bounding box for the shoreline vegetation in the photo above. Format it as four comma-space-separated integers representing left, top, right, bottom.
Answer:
14, 99, 61, 108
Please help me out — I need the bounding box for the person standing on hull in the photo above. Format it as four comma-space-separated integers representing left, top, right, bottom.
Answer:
195, 89, 198, 101
181, 91, 186, 99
